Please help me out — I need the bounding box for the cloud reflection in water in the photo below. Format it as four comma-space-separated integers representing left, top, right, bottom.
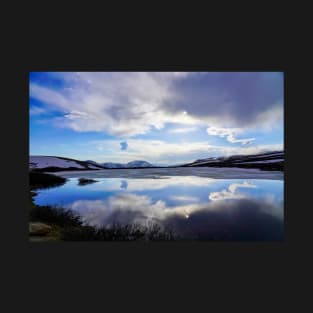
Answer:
68, 187, 283, 241
34, 175, 284, 241
209, 181, 257, 201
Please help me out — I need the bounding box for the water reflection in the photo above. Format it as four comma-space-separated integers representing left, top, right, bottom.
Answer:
34, 175, 284, 241
209, 181, 256, 201
120, 180, 128, 190
80, 176, 215, 192
68, 193, 283, 241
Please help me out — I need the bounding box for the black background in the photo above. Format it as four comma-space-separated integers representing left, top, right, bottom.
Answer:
2, 3, 310, 312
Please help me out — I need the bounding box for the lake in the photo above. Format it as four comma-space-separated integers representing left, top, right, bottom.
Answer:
33, 168, 284, 241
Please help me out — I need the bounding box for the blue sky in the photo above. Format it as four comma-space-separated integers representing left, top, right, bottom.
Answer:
30, 72, 284, 164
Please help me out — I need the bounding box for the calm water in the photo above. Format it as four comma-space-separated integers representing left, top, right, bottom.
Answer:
34, 168, 284, 241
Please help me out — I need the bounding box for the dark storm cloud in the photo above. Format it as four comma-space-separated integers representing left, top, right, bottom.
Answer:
166, 72, 284, 127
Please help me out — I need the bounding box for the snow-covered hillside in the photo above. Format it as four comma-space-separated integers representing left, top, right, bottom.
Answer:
183, 151, 284, 171
30, 156, 103, 171
30, 157, 155, 171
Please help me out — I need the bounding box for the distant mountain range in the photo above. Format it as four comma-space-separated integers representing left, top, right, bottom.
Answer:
85, 160, 154, 169
29, 151, 284, 172
29, 156, 154, 171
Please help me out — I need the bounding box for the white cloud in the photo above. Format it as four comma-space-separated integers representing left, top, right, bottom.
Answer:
254, 105, 284, 132
170, 195, 200, 202
85, 139, 283, 164
30, 84, 70, 109
89, 139, 210, 163
207, 126, 255, 145
30, 72, 192, 136
30, 72, 283, 137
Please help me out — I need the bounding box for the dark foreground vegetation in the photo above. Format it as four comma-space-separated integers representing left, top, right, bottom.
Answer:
29, 170, 176, 241
29, 171, 67, 189
62, 221, 176, 241
31, 167, 100, 173
30, 203, 176, 241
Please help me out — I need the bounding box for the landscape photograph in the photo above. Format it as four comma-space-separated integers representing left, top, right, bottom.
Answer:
29, 72, 284, 241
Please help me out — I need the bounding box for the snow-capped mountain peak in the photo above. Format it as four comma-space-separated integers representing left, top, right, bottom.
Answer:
126, 160, 153, 168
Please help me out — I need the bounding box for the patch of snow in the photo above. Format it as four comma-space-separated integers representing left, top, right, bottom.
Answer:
29, 156, 85, 169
